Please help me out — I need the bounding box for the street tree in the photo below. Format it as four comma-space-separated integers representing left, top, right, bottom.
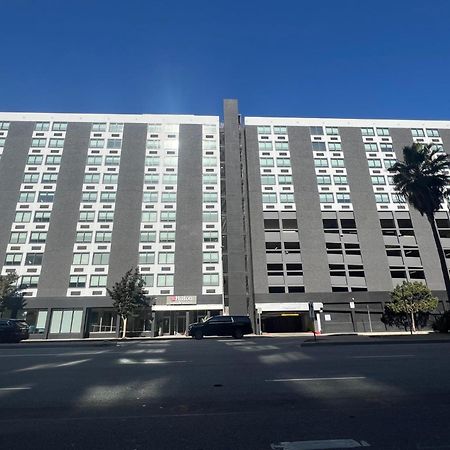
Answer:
0, 272, 24, 317
382, 281, 438, 334
389, 143, 450, 303
107, 267, 149, 338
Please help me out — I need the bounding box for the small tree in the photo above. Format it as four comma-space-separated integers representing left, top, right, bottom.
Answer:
0, 272, 24, 318
107, 267, 149, 339
382, 281, 438, 334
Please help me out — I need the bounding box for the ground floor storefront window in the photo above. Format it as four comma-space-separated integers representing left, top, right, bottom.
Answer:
154, 310, 221, 336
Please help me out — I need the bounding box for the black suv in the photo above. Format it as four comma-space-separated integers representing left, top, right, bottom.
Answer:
0, 319, 30, 343
188, 315, 253, 340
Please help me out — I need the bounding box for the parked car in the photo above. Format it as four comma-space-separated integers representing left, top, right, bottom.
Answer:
0, 319, 30, 343
188, 315, 253, 340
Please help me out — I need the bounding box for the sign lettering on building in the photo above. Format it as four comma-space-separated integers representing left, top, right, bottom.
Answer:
166, 295, 197, 305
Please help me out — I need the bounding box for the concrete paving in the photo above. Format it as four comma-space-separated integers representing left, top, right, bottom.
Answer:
0, 337, 450, 449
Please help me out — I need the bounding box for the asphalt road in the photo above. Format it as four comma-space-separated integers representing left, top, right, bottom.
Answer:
0, 337, 450, 450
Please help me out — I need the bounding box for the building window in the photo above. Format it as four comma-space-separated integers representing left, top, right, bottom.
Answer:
103, 174, 118, 184
69, 276, 86, 288
76, 232, 92, 243
278, 175, 292, 185
46, 155, 62, 165
157, 274, 174, 287
367, 159, 382, 168
163, 174, 178, 184
143, 192, 158, 203
375, 193, 390, 203
35, 122, 50, 131
140, 231, 156, 242
319, 193, 334, 203
262, 193, 277, 203
336, 193, 351, 203
159, 231, 175, 242
52, 122, 68, 131
203, 273, 219, 286
31, 138, 46, 147
203, 252, 219, 263
328, 142, 342, 151
95, 232, 112, 243
384, 159, 396, 169
5, 253, 22, 265
312, 142, 326, 151
92, 123, 107, 132
139, 252, 155, 264
257, 126, 271, 134
161, 192, 177, 203
276, 158, 291, 167
25, 253, 43, 265
90, 275, 107, 287
82, 192, 98, 202
202, 211, 218, 222
10, 232, 27, 244
14, 211, 31, 222
411, 128, 425, 137
84, 173, 100, 184
49, 309, 83, 334
89, 139, 105, 148
325, 127, 339, 136
92, 253, 110, 265
29, 232, 47, 243
141, 211, 157, 222
258, 142, 273, 150
161, 211, 176, 222
105, 156, 120, 165
34, 211, 51, 222
37, 192, 54, 203
364, 143, 378, 152
203, 192, 218, 203
163, 156, 178, 166
202, 157, 217, 167
18, 192, 36, 203
314, 158, 329, 168
49, 138, 64, 148
145, 156, 160, 166
317, 175, 331, 185
273, 126, 287, 135
109, 123, 124, 133
98, 211, 114, 222
142, 274, 154, 287
72, 253, 89, 265
107, 139, 122, 149
203, 231, 219, 242
23, 173, 39, 183
331, 159, 345, 168
158, 252, 175, 264
87, 156, 102, 165
260, 158, 274, 167
392, 193, 406, 203
79, 211, 95, 222
380, 143, 393, 152
361, 127, 375, 136
426, 129, 440, 137
280, 193, 295, 203
20, 276, 39, 289
371, 176, 386, 185
333, 175, 348, 185
100, 192, 116, 203
27, 155, 43, 165
310, 126, 323, 135
376, 128, 390, 136
275, 142, 289, 151
41, 173, 58, 183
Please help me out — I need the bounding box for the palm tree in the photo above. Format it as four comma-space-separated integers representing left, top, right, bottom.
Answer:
389, 143, 450, 303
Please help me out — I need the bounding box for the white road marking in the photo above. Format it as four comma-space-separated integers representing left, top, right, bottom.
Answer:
271, 439, 370, 449
118, 358, 191, 365
266, 377, 366, 382
350, 355, 414, 359
0, 351, 106, 357
0, 386, 31, 391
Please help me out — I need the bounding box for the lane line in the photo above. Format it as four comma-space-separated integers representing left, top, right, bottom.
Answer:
271, 439, 370, 449
350, 355, 414, 359
0, 351, 107, 358
0, 387, 31, 391
266, 377, 366, 382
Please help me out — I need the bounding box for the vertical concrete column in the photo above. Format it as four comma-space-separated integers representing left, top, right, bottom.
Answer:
108, 123, 147, 286
340, 128, 392, 291
390, 129, 445, 291
224, 99, 248, 315
288, 126, 332, 293
38, 123, 91, 297
0, 122, 34, 267
174, 124, 203, 294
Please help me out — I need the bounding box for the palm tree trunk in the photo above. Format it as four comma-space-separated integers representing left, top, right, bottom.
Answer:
427, 215, 450, 305
410, 311, 416, 334
122, 316, 128, 339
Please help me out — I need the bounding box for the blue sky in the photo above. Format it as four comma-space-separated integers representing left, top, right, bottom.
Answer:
1, 0, 450, 119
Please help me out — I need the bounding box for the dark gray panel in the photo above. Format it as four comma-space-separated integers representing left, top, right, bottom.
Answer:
288, 126, 332, 293
38, 123, 91, 297
108, 124, 147, 287
0, 122, 34, 269
174, 124, 203, 294
224, 100, 248, 314
440, 129, 450, 155
340, 127, 393, 291
390, 128, 445, 290
244, 126, 268, 294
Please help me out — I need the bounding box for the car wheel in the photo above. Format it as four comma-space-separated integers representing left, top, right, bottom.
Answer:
194, 330, 203, 340
233, 329, 244, 339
